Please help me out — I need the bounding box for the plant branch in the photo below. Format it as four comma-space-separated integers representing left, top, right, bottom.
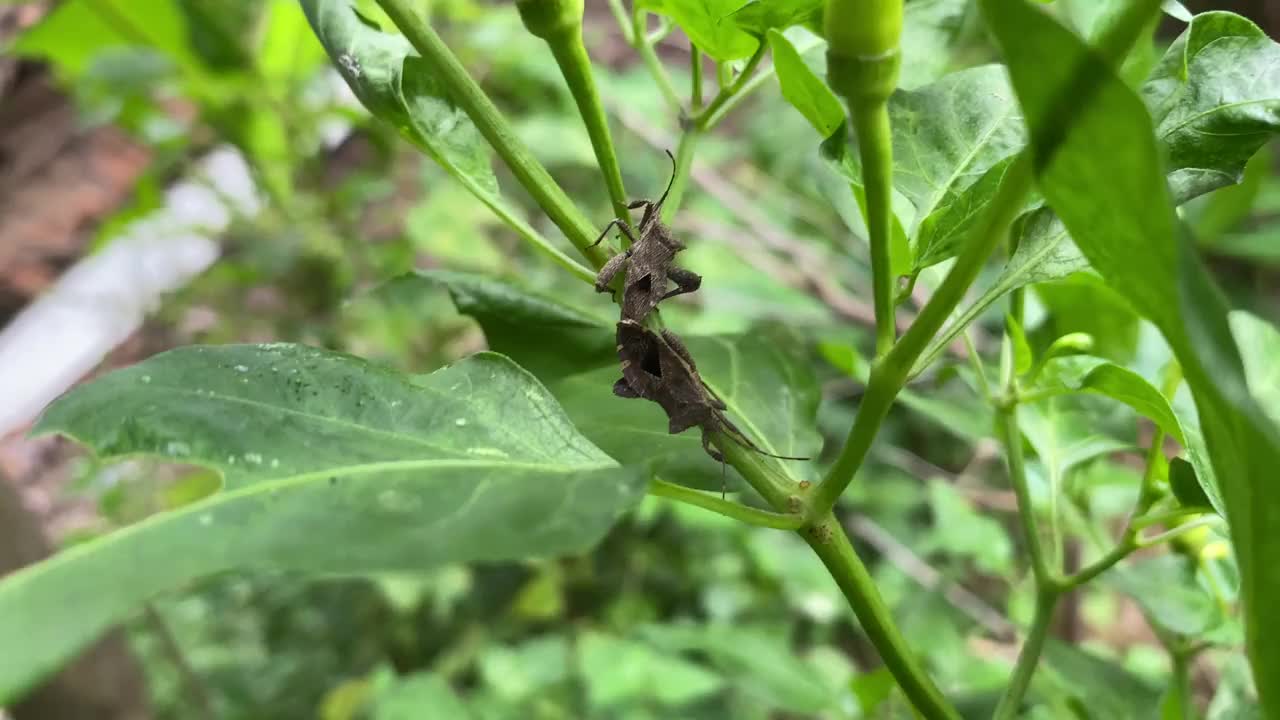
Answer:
662, 125, 699, 223
607, 0, 682, 115
804, 513, 961, 720
808, 155, 1034, 518
690, 46, 705, 112
851, 99, 897, 356
991, 589, 1058, 720
375, 0, 610, 268
649, 478, 803, 529
695, 43, 767, 129
536, 18, 631, 220
996, 398, 1054, 585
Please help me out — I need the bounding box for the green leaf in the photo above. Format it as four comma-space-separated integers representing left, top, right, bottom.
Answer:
301, 0, 502, 200
553, 329, 822, 490
1108, 555, 1225, 636
922, 482, 1012, 574
13, 0, 202, 79
914, 154, 1026, 270
0, 345, 643, 701
393, 270, 616, 380
892, 65, 1026, 271
913, 209, 1089, 375
578, 631, 724, 709
914, 13, 1280, 369
1034, 273, 1140, 364
899, 0, 971, 90
767, 29, 845, 140
1036, 357, 1182, 444
983, 0, 1280, 709
639, 623, 836, 713
375, 673, 471, 720
729, 0, 823, 36
1041, 641, 1163, 718
650, 0, 760, 61
1144, 12, 1280, 203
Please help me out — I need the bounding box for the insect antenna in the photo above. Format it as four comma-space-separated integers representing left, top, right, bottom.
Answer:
653, 148, 677, 214
721, 417, 809, 461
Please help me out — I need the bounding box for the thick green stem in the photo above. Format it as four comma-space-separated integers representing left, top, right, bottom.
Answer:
540, 27, 630, 220
375, 0, 609, 268
808, 155, 1033, 518
804, 513, 961, 720
992, 589, 1058, 720
648, 478, 803, 529
852, 100, 897, 356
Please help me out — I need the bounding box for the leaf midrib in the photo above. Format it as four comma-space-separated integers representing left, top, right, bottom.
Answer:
127, 383, 498, 457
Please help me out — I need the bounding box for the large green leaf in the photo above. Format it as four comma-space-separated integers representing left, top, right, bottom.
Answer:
729, 0, 823, 36
1144, 12, 1280, 203
1035, 357, 1182, 443
983, 0, 1280, 709
913, 12, 1280, 368
0, 345, 643, 701
891, 65, 1026, 269
649, 0, 760, 61
768, 29, 845, 140
898, 0, 971, 90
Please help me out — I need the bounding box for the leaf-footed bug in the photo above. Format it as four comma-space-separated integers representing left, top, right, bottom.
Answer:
590, 150, 702, 322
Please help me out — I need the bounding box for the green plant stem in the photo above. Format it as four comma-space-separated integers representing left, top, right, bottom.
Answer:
696, 43, 767, 129
996, 399, 1054, 585
852, 100, 897, 356
963, 330, 991, 402
701, 36, 823, 132
648, 479, 803, 529
1062, 433, 1165, 588
809, 154, 1033, 518
662, 126, 699, 223
375, 0, 610, 269
691, 46, 704, 112
1168, 650, 1193, 720
992, 589, 1058, 720
804, 513, 961, 720
542, 26, 631, 221
721, 439, 960, 719
608, 1, 682, 115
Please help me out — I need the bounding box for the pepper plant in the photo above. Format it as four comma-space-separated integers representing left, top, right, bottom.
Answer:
1, 0, 1279, 717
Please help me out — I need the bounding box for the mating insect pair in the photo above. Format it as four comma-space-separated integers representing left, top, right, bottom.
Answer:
592, 153, 805, 470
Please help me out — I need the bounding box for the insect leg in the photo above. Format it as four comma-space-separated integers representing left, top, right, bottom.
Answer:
661, 267, 702, 302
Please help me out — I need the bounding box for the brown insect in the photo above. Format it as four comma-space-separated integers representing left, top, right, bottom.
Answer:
590, 150, 702, 322
612, 319, 807, 465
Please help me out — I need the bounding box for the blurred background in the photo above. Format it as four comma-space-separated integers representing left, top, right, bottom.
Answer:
0, 1, 1276, 718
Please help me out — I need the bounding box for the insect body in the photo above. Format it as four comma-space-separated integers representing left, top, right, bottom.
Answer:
590, 151, 702, 322
612, 319, 806, 464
